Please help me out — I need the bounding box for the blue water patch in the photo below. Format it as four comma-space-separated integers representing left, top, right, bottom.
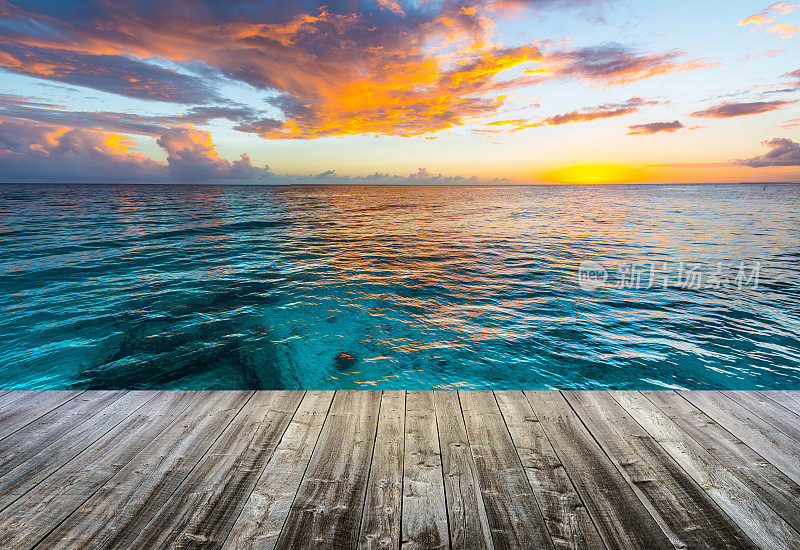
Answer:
1, 183, 798, 390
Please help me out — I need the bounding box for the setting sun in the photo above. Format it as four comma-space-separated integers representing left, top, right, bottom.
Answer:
540, 164, 652, 184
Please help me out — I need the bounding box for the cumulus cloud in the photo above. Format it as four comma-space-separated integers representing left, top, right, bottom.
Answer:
627, 120, 684, 134
0, 118, 504, 183
737, 137, 800, 167
0, 120, 163, 182
156, 127, 269, 179
0, 1, 708, 140
689, 100, 797, 118
0, 119, 268, 181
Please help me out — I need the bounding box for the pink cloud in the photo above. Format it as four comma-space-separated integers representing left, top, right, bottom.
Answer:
0, 120, 268, 181
689, 99, 797, 118
0, 1, 709, 140
627, 120, 685, 135
738, 137, 800, 166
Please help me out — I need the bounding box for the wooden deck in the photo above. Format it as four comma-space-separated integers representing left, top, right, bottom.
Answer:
0, 391, 799, 549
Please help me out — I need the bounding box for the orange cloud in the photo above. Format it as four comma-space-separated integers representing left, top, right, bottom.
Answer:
0, 1, 708, 140
481, 97, 656, 132
0, 119, 268, 181
739, 3, 800, 38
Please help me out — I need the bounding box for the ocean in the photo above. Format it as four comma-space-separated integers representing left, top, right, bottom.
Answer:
1, 182, 798, 390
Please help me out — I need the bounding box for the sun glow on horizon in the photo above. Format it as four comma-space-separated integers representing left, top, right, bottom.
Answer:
540, 164, 652, 184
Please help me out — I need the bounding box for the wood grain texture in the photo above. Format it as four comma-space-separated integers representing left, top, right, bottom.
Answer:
434, 391, 493, 550
725, 391, 800, 443
0, 391, 50, 412
524, 391, 672, 550
762, 391, 800, 411
38, 391, 251, 549
402, 391, 449, 550
460, 391, 554, 550
642, 390, 800, 533
494, 391, 604, 550
0, 390, 199, 549
565, 391, 757, 550
614, 391, 800, 549
0, 390, 796, 550
275, 390, 381, 550
223, 391, 335, 550
0, 391, 156, 512
0, 391, 124, 480
129, 391, 303, 550
0, 391, 83, 440
359, 391, 405, 550
682, 391, 800, 485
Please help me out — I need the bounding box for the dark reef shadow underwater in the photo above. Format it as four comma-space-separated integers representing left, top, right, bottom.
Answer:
1, 182, 799, 390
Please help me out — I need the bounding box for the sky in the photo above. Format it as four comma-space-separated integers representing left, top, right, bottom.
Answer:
0, 0, 799, 184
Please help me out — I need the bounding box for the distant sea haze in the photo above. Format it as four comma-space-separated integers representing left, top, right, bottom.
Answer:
1, 183, 798, 390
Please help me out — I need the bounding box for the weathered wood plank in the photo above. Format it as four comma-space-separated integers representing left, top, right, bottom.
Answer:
0, 391, 30, 409
0, 391, 156, 511
275, 391, 381, 549
223, 391, 335, 550
460, 391, 554, 550
565, 391, 757, 550
0, 391, 125, 480
434, 391, 493, 550
682, 391, 800, 485
402, 391, 449, 550
524, 391, 671, 550
37, 391, 251, 549
643, 391, 800, 533
762, 391, 800, 411
726, 391, 800, 443
614, 391, 800, 549
128, 391, 303, 549
494, 391, 604, 550
0, 391, 83, 440
358, 391, 405, 550
0, 391, 200, 549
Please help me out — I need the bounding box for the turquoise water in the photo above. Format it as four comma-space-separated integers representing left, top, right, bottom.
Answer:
1, 183, 799, 390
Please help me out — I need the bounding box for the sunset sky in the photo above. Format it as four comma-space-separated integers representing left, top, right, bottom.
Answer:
1, 0, 799, 184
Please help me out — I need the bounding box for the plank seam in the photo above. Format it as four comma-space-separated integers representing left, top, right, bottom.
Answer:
497, 391, 607, 550
559, 390, 693, 546
667, 390, 800, 536
489, 391, 557, 550
116, 391, 264, 549
629, 390, 791, 547
219, 391, 307, 548
724, 392, 800, 443
28, 391, 212, 550
0, 391, 86, 443
355, 390, 384, 547
267, 390, 337, 547
434, 392, 453, 550
0, 390, 158, 515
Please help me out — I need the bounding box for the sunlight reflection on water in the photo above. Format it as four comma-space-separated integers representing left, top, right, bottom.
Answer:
0, 183, 799, 390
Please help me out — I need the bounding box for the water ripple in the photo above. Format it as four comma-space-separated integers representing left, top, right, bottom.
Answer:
1, 183, 799, 390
